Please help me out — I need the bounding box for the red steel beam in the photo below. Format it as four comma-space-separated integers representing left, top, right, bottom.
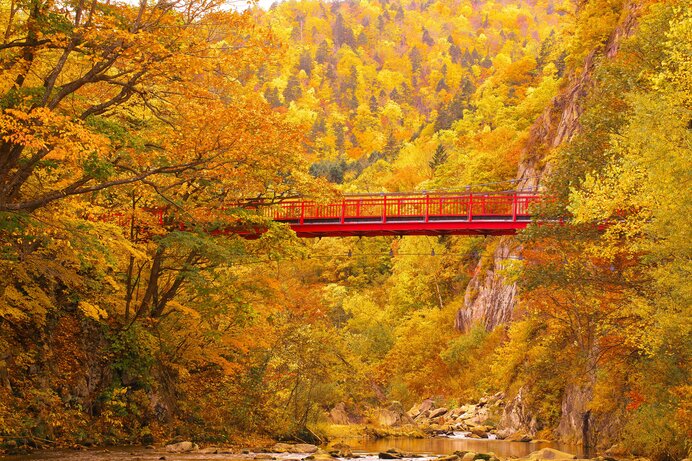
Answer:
285, 220, 530, 238
266, 191, 540, 238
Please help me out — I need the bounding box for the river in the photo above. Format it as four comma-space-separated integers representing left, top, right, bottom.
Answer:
1, 436, 585, 460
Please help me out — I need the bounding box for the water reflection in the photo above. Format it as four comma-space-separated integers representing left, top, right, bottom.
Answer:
344, 436, 584, 458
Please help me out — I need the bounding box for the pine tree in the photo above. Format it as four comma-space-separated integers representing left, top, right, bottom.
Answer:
422, 28, 435, 46
369, 95, 379, 113
429, 144, 448, 171
409, 46, 422, 72
333, 13, 355, 48
316, 40, 331, 64
265, 87, 282, 107
284, 75, 302, 102
298, 49, 313, 76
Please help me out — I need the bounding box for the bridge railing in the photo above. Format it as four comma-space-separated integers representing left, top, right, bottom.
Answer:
269, 192, 541, 224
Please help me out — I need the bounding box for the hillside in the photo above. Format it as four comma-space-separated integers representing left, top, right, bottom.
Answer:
0, 0, 689, 458
253, 0, 567, 191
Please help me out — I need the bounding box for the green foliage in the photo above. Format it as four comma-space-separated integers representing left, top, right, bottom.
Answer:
621, 403, 689, 460
108, 326, 156, 389
441, 325, 488, 367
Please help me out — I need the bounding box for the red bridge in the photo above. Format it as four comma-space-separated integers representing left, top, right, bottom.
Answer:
265, 191, 540, 238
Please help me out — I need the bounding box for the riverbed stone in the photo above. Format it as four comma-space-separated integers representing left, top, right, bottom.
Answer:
460, 453, 476, 461
329, 442, 355, 458
379, 448, 421, 459
522, 448, 577, 460
295, 443, 320, 453
437, 455, 459, 461
505, 432, 532, 442
306, 452, 335, 461
165, 441, 198, 453
272, 443, 319, 454
470, 428, 488, 438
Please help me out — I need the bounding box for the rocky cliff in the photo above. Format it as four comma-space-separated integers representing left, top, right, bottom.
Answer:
454, 0, 644, 446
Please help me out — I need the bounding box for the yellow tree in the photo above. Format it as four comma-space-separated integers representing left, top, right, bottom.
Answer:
0, 0, 304, 213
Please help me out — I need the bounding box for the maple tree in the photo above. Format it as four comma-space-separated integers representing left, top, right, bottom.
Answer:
0, 0, 688, 456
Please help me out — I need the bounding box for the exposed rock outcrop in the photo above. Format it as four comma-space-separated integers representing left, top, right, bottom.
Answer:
455, 0, 645, 449
329, 402, 363, 425
497, 387, 539, 439
370, 401, 415, 427
455, 238, 520, 333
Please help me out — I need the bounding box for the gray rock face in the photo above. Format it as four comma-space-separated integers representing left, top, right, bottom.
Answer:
556, 384, 593, 446
455, 238, 520, 334
329, 402, 356, 425
497, 387, 538, 439
454, 0, 645, 451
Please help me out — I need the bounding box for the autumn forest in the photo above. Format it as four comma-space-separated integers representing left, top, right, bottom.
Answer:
0, 0, 689, 459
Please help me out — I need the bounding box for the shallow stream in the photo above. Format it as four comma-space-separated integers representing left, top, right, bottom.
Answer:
1, 436, 585, 460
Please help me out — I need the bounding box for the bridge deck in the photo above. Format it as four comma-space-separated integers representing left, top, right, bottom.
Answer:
268, 191, 539, 238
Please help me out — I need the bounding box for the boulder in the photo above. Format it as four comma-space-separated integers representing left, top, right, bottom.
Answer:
604, 444, 631, 457
414, 411, 430, 422
305, 453, 334, 461
420, 399, 435, 413
437, 456, 459, 461
378, 448, 420, 459
294, 444, 320, 454
272, 444, 290, 453
505, 432, 532, 442
165, 442, 198, 453
429, 407, 449, 419
329, 442, 355, 458
374, 401, 415, 427
523, 448, 577, 460
272, 443, 319, 454
450, 408, 465, 418
408, 399, 435, 419
465, 407, 490, 425
470, 428, 488, 438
